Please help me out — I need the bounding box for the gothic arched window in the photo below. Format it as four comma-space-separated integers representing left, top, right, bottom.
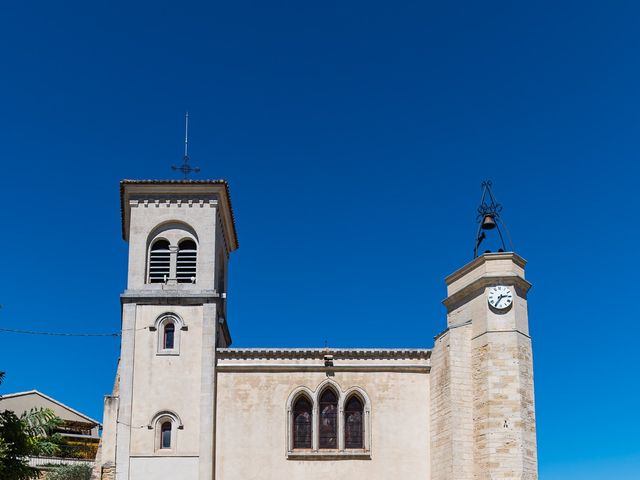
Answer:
163, 322, 175, 350
160, 421, 172, 449
148, 239, 171, 283
292, 396, 312, 449
319, 388, 338, 449
344, 395, 364, 449
176, 239, 197, 284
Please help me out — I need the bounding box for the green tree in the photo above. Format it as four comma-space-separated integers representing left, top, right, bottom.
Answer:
0, 410, 39, 480
0, 371, 64, 480
21, 408, 63, 457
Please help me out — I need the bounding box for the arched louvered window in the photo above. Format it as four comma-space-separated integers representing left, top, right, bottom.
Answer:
163, 322, 175, 350
344, 395, 364, 449
176, 239, 197, 283
319, 389, 338, 449
160, 421, 172, 449
292, 396, 312, 449
149, 240, 171, 283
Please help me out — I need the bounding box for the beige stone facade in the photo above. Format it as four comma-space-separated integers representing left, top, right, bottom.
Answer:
97, 180, 538, 479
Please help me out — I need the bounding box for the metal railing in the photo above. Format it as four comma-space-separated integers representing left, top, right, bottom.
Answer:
28, 456, 94, 468
27, 443, 98, 467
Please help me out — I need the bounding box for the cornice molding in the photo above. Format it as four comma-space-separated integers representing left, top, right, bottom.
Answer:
120, 180, 239, 251
216, 348, 431, 361
216, 364, 430, 373
129, 198, 218, 208
442, 274, 532, 313
120, 289, 221, 305
445, 252, 527, 286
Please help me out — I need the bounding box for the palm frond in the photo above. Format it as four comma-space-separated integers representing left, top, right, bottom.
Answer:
20, 408, 62, 437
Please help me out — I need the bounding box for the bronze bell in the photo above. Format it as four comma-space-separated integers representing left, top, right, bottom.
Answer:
481, 214, 496, 230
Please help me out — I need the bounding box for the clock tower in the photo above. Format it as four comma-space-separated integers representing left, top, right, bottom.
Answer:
431, 252, 538, 479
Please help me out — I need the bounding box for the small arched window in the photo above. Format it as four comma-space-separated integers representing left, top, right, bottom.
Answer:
160, 421, 172, 449
176, 239, 197, 284
319, 388, 338, 449
149, 240, 171, 283
344, 395, 364, 449
155, 314, 183, 355
292, 396, 312, 449
163, 322, 175, 350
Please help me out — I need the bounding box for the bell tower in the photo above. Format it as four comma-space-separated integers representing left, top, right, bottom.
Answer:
98, 180, 238, 480
430, 183, 537, 480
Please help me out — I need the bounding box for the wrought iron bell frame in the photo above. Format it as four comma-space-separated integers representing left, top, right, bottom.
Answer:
473, 180, 514, 258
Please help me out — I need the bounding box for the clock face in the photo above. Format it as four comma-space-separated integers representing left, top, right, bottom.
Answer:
487, 285, 513, 310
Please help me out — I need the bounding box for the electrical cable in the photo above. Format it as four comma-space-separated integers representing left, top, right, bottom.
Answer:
0, 328, 120, 337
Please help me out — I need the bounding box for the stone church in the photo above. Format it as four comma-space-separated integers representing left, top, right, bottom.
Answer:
95, 179, 538, 480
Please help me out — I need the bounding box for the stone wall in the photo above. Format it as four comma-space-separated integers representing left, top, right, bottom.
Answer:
436, 253, 538, 480
215, 362, 430, 480
431, 331, 452, 480
472, 332, 537, 479
430, 324, 474, 480
99, 464, 116, 480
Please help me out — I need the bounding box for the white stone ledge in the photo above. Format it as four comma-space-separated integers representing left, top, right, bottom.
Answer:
286, 450, 371, 460
120, 289, 221, 305
128, 454, 199, 458
216, 364, 430, 373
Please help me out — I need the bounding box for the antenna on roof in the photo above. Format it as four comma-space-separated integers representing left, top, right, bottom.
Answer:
172, 112, 200, 178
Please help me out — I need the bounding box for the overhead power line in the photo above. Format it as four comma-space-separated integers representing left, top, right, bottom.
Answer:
0, 328, 120, 338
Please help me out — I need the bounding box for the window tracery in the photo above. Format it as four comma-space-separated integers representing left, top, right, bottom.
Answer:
286, 382, 370, 458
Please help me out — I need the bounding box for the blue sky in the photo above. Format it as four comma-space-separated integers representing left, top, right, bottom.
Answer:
1, 1, 639, 477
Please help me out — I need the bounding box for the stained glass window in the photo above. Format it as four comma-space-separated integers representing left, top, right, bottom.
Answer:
344, 395, 364, 448
293, 396, 312, 448
319, 389, 338, 449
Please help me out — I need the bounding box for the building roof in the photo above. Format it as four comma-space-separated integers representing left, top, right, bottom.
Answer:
216, 348, 431, 373
119, 179, 239, 250
0, 390, 101, 427
217, 348, 431, 360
